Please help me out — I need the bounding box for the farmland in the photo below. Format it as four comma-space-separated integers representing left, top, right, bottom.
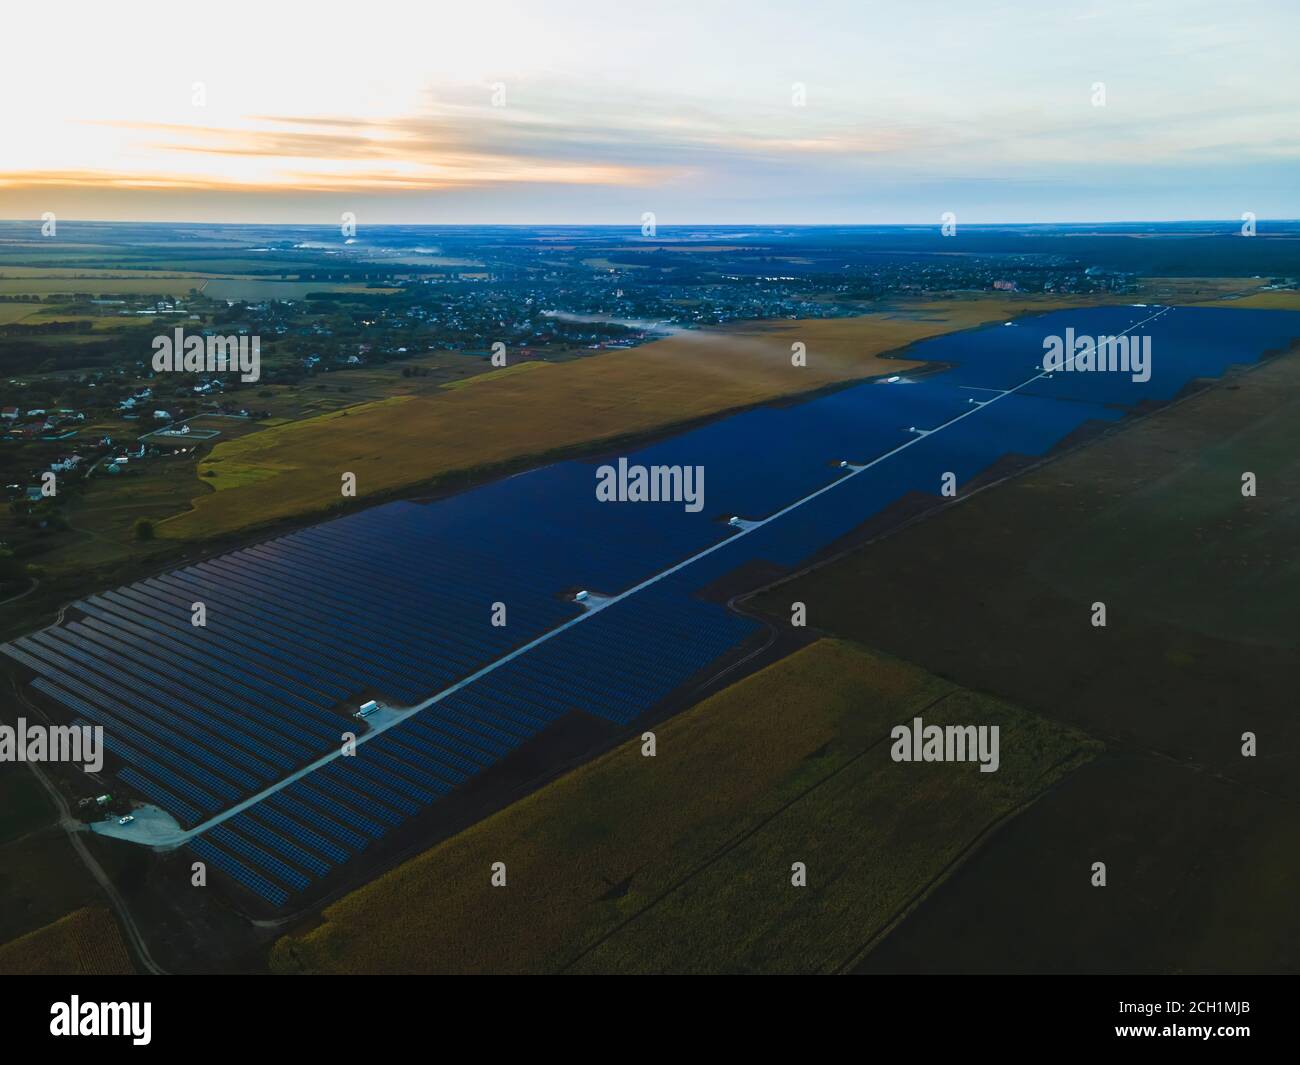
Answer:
3, 221, 1298, 977
270, 639, 1098, 974
752, 343, 1300, 795
749, 344, 1300, 970
1205, 289, 1300, 311
0, 304, 41, 324
0, 826, 104, 946
0, 906, 134, 975
0, 277, 210, 297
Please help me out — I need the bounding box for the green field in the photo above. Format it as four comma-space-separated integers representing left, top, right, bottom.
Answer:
6, 451, 205, 581
271, 639, 1098, 974
0, 278, 206, 296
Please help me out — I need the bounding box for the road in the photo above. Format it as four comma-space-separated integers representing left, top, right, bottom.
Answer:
9, 674, 167, 974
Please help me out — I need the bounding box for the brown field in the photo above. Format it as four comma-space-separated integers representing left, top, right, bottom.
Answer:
753, 348, 1300, 796
857, 749, 1300, 974
160, 295, 1093, 540
271, 638, 1097, 975
0, 829, 104, 945
750, 346, 1300, 971
0, 906, 134, 975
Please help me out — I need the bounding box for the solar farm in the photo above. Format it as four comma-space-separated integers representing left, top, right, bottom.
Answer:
5, 304, 1299, 911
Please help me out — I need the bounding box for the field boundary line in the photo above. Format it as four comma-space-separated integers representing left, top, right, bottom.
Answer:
558, 688, 958, 973
832, 741, 1101, 974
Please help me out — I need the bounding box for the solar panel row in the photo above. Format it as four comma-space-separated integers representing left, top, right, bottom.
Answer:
3, 306, 1294, 908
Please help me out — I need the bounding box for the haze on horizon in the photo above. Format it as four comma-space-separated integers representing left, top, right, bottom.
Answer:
1, 0, 1296, 226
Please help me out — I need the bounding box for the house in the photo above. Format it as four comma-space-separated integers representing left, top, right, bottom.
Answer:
153, 410, 173, 421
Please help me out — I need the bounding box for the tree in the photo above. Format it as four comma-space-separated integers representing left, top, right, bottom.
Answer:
133, 518, 155, 541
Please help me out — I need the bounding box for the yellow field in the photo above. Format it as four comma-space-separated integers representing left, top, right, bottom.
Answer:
0, 906, 134, 975
439, 360, 552, 390
161, 295, 1089, 539
271, 638, 1099, 974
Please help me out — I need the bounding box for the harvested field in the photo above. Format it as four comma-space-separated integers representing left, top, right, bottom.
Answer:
271, 639, 1097, 974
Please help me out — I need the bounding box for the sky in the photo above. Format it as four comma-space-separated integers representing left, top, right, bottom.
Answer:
1, 0, 1296, 224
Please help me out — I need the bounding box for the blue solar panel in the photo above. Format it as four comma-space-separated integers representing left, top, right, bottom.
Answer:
247, 805, 350, 863
1, 304, 1293, 909
226, 813, 333, 877
116, 767, 201, 827
189, 837, 288, 906
206, 825, 312, 892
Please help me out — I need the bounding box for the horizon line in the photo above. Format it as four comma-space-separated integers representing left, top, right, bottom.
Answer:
2, 217, 1297, 229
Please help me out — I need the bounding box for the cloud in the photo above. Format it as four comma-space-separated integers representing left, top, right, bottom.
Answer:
1, 0, 1297, 222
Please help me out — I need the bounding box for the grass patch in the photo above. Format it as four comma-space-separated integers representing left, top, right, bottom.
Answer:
8, 452, 206, 578
0, 278, 204, 296
0, 304, 40, 325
